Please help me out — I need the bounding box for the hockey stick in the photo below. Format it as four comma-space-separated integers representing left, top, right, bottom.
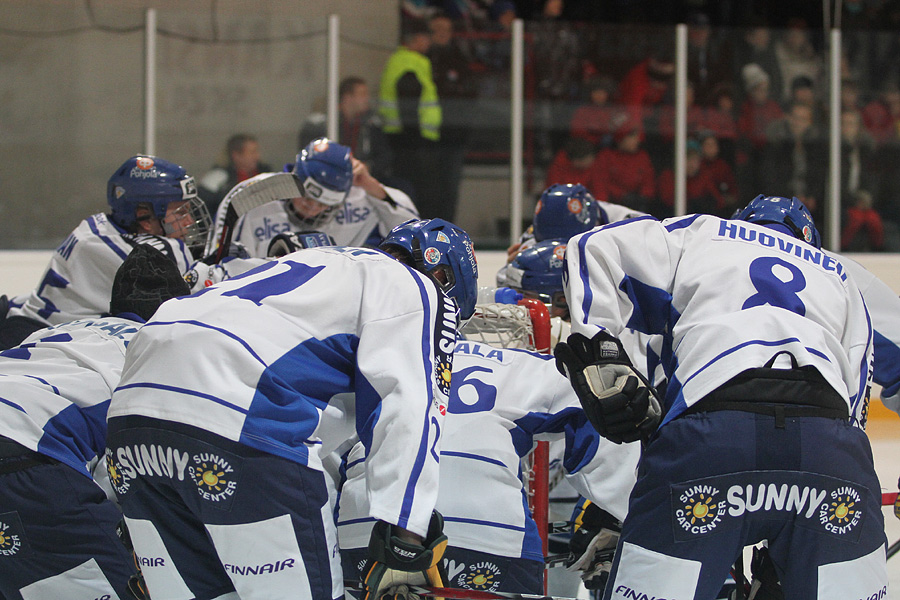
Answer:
204, 172, 304, 262
343, 581, 579, 600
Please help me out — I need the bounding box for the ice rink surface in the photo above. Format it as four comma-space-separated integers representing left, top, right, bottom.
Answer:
3, 249, 900, 587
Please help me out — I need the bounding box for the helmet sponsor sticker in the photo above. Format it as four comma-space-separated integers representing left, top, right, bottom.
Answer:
131, 157, 159, 179
551, 245, 566, 267
671, 472, 867, 542
436, 232, 450, 244
181, 176, 198, 199
136, 157, 155, 170
534, 199, 543, 215
424, 247, 442, 265
567, 198, 583, 214
313, 140, 330, 153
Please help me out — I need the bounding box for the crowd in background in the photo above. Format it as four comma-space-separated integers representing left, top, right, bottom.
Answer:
203, 0, 900, 252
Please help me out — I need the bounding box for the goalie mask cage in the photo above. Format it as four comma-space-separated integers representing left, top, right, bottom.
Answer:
459, 297, 552, 586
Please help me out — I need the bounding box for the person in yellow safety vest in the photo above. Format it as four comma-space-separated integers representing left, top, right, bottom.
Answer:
378, 18, 443, 219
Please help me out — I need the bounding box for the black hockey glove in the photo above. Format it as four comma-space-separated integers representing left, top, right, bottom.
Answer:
364, 511, 447, 600
116, 519, 151, 600
266, 231, 335, 257
747, 546, 784, 600
555, 331, 662, 444
565, 499, 621, 591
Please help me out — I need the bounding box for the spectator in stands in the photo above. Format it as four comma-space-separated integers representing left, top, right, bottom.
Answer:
685, 11, 732, 106
595, 119, 656, 213
842, 189, 884, 251
841, 78, 865, 114
378, 18, 442, 218
703, 82, 738, 162
774, 19, 823, 105
862, 83, 900, 145
786, 75, 825, 124
733, 20, 784, 105
569, 75, 619, 150
428, 12, 477, 223
544, 136, 605, 197
736, 63, 783, 195
657, 138, 724, 217
618, 48, 675, 120
698, 130, 738, 213
198, 134, 271, 214
761, 101, 827, 222
658, 80, 705, 144
298, 77, 392, 184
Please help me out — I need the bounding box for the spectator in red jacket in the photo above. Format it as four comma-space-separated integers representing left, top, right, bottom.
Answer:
842, 190, 884, 251
595, 120, 656, 213
737, 63, 783, 195
862, 84, 900, 145
570, 75, 620, 150
544, 136, 605, 197
703, 83, 738, 162
698, 130, 738, 214
658, 81, 705, 143
657, 138, 724, 217
618, 51, 675, 122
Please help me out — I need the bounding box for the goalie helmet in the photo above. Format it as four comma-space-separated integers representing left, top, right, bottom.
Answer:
733, 194, 821, 249
506, 240, 567, 312
379, 219, 479, 321
292, 138, 353, 207
532, 183, 602, 242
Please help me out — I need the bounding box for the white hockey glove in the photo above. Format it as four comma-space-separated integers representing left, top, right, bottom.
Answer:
555, 331, 662, 444
566, 499, 621, 590
266, 231, 336, 257
364, 511, 447, 600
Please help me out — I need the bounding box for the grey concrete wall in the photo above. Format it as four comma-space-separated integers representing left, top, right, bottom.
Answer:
0, 1, 400, 248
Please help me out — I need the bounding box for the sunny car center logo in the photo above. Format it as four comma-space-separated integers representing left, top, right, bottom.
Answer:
675, 484, 725, 535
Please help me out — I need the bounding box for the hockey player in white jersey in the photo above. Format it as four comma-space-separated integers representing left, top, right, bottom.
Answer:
0, 155, 211, 350
226, 138, 419, 257
0, 244, 190, 600
555, 196, 887, 599
336, 331, 640, 595
105, 218, 478, 600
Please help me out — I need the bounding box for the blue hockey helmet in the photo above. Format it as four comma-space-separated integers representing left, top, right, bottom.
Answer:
292, 138, 353, 207
532, 183, 603, 242
107, 156, 212, 250
733, 194, 821, 249
379, 219, 479, 321
506, 240, 568, 310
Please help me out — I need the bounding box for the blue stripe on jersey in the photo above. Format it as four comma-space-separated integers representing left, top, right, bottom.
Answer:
338, 516, 378, 527
441, 451, 507, 468
398, 269, 438, 530
664, 214, 704, 231
116, 381, 249, 413
443, 516, 527, 532
618, 275, 676, 335
0, 372, 62, 396
518, 481, 544, 561
0, 396, 26, 412
144, 320, 268, 367
239, 334, 358, 464
874, 329, 900, 398
355, 372, 383, 454
87, 216, 129, 261
851, 300, 874, 426
562, 417, 601, 475
575, 231, 597, 329
38, 400, 109, 476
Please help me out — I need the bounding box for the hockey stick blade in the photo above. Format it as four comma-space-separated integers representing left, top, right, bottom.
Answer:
205, 172, 303, 260
344, 581, 580, 600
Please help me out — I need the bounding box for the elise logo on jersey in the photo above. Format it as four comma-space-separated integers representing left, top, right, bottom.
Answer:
254, 217, 292, 241
333, 203, 371, 225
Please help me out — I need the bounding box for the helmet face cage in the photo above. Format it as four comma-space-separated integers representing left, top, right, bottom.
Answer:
533, 183, 601, 242
291, 138, 353, 207
379, 219, 479, 321
734, 194, 821, 248
288, 201, 341, 230
162, 196, 213, 251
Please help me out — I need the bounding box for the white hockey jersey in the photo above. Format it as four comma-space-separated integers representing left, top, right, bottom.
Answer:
335, 340, 640, 561
230, 185, 419, 257
0, 317, 139, 477
565, 215, 873, 428
838, 256, 900, 415
8, 214, 193, 326
108, 247, 455, 536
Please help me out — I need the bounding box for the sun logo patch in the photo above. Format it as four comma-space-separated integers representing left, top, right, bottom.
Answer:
674, 484, 724, 535
0, 519, 22, 556
819, 486, 862, 534
455, 561, 501, 591
106, 448, 130, 496
436, 358, 452, 396
189, 453, 238, 502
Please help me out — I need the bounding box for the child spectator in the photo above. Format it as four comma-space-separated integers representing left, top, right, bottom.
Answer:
569, 75, 619, 150
594, 119, 656, 213
842, 190, 884, 251
698, 130, 738, 214
544, 136, 605, 197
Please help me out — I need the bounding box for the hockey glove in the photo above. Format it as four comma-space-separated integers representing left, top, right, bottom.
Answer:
266, 231, 336, 257
116, 519, 151, 600
555, 331, 662, 444
566, 499, 621, 591
364, 511, 447, 600
747, 546, 784, 600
